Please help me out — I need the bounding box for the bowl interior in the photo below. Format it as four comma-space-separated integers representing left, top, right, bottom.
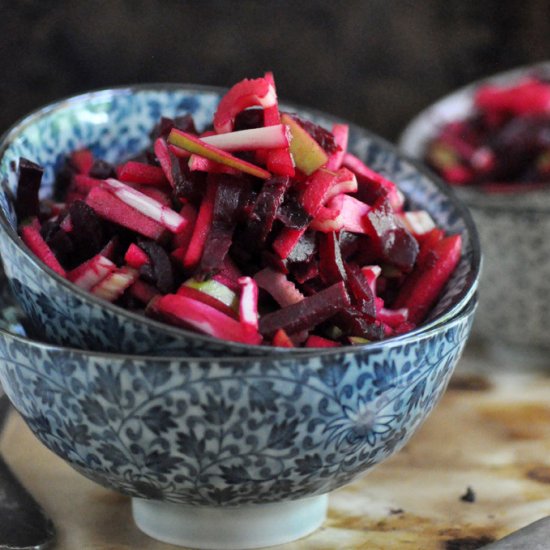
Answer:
0, 84, 480, 349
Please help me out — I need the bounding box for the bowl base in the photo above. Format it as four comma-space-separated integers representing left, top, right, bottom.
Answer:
132, 494, 328, 549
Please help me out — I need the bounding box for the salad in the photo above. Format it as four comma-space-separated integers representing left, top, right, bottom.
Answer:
425, 75, 550, 192
15, 73, 461, 347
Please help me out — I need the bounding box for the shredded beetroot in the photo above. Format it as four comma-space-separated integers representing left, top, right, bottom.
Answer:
425, 76, 550, 189
213, 77, 277, 134
124, 243, 150, 269
258, 281, 351, 337
393, 234, 462, 324
16, 158, 43, 221
20, 222, 67, 277
86, 186, 168, 242
176, 285, 238, 319
149, 293, 262, 345
117, 161, 168, 186
182, 177, 217, 269
15, 73, 463, 347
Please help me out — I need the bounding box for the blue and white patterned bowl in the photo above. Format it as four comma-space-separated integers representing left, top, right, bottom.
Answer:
399, 62, 550, 354
0, 278, 477, 547
0, 85, 480, 356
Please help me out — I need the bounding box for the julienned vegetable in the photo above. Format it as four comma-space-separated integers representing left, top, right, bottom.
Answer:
425, 76, 550, 191
15, 73, 462, 347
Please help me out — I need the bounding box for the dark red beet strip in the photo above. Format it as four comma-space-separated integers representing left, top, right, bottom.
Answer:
199, 175, 243, 275
245, 176, 290, 245
318, 231, 346, 284
16, 158, 44, 221
345, 263, 376, 317
258, 281, 350, 337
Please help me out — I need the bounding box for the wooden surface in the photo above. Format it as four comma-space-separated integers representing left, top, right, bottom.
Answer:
2, 344, 550, 550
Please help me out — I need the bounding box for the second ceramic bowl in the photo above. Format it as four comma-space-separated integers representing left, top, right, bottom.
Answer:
399, 62, 550, 355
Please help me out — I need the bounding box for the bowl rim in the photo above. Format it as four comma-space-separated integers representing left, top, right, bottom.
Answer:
0, 83, 481, 354
0, 292, 478, 363
398, 60, 550, 211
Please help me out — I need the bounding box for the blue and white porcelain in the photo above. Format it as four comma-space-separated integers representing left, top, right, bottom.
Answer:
0, 85, 480, 356
399, 62, 550, 355
0, 283, 477, 548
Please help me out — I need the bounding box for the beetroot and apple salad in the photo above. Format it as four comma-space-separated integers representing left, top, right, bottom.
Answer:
15, 73, 462, 348
425, 75, 550, 192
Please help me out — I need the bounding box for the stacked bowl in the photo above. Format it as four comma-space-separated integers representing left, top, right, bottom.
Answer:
0, 84, 480, 548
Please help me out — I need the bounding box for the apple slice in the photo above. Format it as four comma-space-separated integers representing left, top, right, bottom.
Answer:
343, 152, 405, 211
182, 277, 238, 309
188, 154, 240, 175
103, 178, 188, 233
91, 266, 138, 302
280, 113, 328, 175
67, 254, 116, 290
310, 194, 370, 233
238, 276, 259, 332
201, 125, 291, 151
397, 210, 436, 238
167, 128, 271, 179
254, 267, 305, 307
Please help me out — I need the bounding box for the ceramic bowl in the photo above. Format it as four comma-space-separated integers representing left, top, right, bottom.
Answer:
0, 279, 477, 548
399, 61, 550, 355
0, 85, 480, 356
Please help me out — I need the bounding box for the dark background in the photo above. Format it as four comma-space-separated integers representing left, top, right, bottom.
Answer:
2, 0, 549, 142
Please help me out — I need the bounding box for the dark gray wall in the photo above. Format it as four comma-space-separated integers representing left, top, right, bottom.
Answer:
1, 1, 549, 141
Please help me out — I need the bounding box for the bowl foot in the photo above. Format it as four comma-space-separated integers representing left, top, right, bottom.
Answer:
132, 494, 329, 549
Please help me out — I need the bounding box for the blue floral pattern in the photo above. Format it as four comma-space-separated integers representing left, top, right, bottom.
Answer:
0, 85, 480, 355
0, 295, 476, 505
